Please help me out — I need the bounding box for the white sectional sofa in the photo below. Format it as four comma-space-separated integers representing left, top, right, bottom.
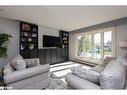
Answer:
65, 56, 127, 89
3, 55, 50, 89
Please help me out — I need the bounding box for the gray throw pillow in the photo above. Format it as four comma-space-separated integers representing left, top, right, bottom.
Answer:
92, 57, 116, 73
100, 57, 116, 67
11, 55, 26, 71
99, 60, 126, 89
71, 67, 100, 84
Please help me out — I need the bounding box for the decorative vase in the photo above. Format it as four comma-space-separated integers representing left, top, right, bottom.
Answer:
29, 46, 34, 50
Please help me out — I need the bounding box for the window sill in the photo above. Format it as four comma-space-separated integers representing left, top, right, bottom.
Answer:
74, 57, 100, 66
72, 59, 97, 67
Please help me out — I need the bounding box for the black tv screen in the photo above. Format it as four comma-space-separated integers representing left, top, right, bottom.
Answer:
43, 35, 60, 47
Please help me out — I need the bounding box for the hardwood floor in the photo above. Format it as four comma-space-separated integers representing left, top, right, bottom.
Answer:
50, 61, 92, 84
50, 61, 92, 77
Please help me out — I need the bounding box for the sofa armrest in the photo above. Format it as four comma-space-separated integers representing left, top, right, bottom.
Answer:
4, 64, 50, 84
65, 73, 101, 89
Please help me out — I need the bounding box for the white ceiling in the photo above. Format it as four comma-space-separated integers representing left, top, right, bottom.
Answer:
0, 6, 127, 31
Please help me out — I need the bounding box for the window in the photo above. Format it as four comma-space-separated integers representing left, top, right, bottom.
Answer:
93, 33, 101, 60
75, 27, 114, 63
104, 31, 112, 58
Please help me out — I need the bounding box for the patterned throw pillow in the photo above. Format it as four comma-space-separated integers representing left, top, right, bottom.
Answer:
71, 67, 100, 84
25, 58, 40, 68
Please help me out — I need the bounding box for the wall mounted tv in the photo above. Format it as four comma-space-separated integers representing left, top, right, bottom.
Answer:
43, 35, 60, 47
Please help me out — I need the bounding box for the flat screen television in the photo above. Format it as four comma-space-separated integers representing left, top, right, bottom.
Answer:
43, 35, 60, 47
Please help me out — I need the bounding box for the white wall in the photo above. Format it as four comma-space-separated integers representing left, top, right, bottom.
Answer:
1, 17, 127, 67
0, 17, 59, 68
69, 33, 75, 60
38, 26, 59, 48
69, 24, 127, 60
116, 24, 127, 57
0, 18, 19, 67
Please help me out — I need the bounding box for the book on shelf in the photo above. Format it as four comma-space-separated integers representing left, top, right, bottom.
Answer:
22, 23, 30, 31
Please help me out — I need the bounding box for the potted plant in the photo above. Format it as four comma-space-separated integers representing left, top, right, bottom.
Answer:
0, 33, 12, 57
29, 43, 35, 50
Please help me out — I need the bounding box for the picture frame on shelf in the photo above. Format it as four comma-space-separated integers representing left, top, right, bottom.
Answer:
22, 23, 30, 31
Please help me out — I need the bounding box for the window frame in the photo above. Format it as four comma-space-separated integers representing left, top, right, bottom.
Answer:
74, 27, 116, 64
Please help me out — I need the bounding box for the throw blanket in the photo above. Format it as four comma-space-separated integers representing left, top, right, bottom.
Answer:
71, 67, 100, 84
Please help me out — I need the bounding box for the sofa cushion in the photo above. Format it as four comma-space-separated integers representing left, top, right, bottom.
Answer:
65, 73, 101, 89
71, 67, 100, 84
99, 60, 126, 89
7, 72, 49, 89
11, 55, 26, 71
4, 63, 15, 75
24, 58, 40, 68
92, 65, 105, 73
116, 56, 127, 70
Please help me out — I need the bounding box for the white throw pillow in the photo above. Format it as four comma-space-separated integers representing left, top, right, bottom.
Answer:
99, 60, 126, 89
11, 55, 26, 71
25, 58, 40, 68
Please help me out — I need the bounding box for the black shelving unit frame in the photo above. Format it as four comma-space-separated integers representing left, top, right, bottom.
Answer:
19, 21, 38, 59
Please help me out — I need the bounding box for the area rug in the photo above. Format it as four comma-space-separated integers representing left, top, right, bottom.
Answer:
45, 73, 68, 89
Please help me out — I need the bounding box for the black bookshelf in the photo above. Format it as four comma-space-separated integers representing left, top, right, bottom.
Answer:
59, 30, 69, 61
20, 22, 38, 58
59, 30, 69, 48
